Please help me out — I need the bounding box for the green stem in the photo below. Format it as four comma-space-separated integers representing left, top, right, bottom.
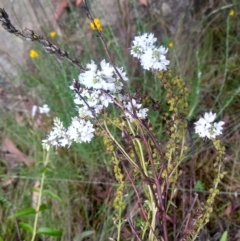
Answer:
103, 121, 139, 170
214, 14, 230, 107
117, 208, 122, 241
126, 120, 147, 175
126, 120, 157, 240
188, 51, 202, 118
31, 151, 50, 241
218, 86, 240, 116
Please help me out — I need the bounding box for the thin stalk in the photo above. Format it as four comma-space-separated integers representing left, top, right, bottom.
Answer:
126, 120, 157, 240
31, 151, 50, 241
121, 162, 157, 239
126, 120, 147, 174
137, 126, 168, 241
214, 14, 230, 107
103, 121, 140, 170
188, 51, 202, 118
218, 86, 240, 116
117, 208, 122, 241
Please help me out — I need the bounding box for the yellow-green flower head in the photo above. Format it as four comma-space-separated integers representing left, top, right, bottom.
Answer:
29, 49, 39, 58
49, 31, 57, 38
229, 9, 235, 16
90, 18, 102, 31
168, 42, 174, 48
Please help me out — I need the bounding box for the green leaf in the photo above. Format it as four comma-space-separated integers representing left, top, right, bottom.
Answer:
74, 230, 95, 241
8, 208, 36, 219
41, 166, 50, 174
194, 180, 205, 191
43, 190, 63, 203
38, 203, 48, 212
31, 187, 40, 193
168, 200, 177, 208
19, 222, 33, 233
0, 236, 4, 241
37, 227, 62, 237
220, 231, 228, 241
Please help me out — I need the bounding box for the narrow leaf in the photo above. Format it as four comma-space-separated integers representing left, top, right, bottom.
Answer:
220, 231, 228, 241
19, 222, 33, 233
168, 200, 177, 208
79, 230, 95, 241
42, 166, 49, 173
8, 208, 36, 219
38, 203, 48, 212
31, 187, 40, 193
43, 190, 63, 203
37, 227, 62, 237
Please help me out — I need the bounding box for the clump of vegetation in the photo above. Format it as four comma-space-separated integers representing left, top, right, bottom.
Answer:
0, 1, 239, 240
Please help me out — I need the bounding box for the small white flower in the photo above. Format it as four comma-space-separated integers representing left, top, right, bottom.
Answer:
67, 118, 95, 143
124, 99, 142, 110
42, 140, 50, 151
203, 111, 216, 123
130, 33, 157, 58
52, 117, 65, 135
141, 47, 169, 71
73, 89, 104, 118
137, 108, 148, 119
99, 93, 113, 107
194, 111, 224, 139
213, 121, 225, 136
31, 105, 38, 118
39, 104, 50, 115
124, 99, 148, 121
59, 137, 71, 147
115, 66, 128, 82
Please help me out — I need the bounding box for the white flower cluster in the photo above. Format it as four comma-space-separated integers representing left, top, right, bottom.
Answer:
42, 58, 149, 150
194, 111, 224, 139
130, 33, 170, 71
42, 117, 94, 150
79, 60, 128, 93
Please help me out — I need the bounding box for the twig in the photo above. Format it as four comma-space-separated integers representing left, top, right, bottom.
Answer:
0, 8, 85, 71
127, 217, 143, 241
176, 193, 198, 239
121, 161, 158, 240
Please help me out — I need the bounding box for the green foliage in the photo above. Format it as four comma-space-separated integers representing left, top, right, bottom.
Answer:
36, 227, 62, 237
194, 180, 205, 192
19, 222, 34, 233
8, 208, 37, 219
220, 231, 228, 241
0, 1, 240, 241
43, 190, 63, 204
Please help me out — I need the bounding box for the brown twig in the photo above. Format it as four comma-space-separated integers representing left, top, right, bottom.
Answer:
0, 8, 85, 71
176, 193, 198, 239
121, 160, 158, 240
138, 125, 169, 241
127, 217, 144, 241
